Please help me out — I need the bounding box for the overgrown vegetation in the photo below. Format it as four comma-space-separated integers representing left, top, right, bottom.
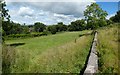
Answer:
110, 10, 120, 23
97, 24, 119, 73
5, 32, 48, 40
2, 45, 16, 73
5, 31, 93, 73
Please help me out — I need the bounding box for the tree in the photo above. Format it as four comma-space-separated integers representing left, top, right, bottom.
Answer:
2, 21, 13, 35
0, 1, 10, 21
0, 1, 11, 44
1, 1, 11, 35
8, 22, 29, 34
47, 25, 57, 34
110, 10, 120, 23
2, 21, 28, 35
84, 3, 108, 29
21, 25, 29, 34
68, 19, 86, 31
56, 22, 67, 32
1, 1, 16, 73
34, 22, 46, 32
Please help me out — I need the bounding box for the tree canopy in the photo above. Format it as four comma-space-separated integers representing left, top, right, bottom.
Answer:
34, 22, 46, 32
56, 22, 67, 32
110, 10, 120, 23
47, 25, 57, 34
68, 19, 86, 31
84, 3, 108, 29
0, 1, 10, 21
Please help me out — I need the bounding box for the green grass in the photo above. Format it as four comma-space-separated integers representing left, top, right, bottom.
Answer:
97, 24, 119, 73
5, 30, 93, 73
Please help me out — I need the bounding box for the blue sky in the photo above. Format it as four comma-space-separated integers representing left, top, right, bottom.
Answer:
5, 1, 119, 25
97, 2, 118, 15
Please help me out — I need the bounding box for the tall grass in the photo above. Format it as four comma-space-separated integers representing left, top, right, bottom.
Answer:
97, 24, 119, 73
5, 31, 93, 73
2, 45, 16, 73
28, 35, 93, 73
0, 44, 2, 74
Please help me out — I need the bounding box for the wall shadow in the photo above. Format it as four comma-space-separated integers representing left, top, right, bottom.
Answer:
7, 43, 25, 47
79, 32, 95, 75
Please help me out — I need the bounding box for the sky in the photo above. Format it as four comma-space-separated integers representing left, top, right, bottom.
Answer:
5, 0, 119, 25
97, 2, 118, 19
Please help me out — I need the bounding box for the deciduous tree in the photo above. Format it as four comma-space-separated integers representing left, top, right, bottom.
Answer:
84, 3, 108, 29
34, 22, 46, 32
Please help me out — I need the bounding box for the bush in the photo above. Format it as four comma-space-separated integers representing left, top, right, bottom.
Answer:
42, 30, 50, 36
6, 32, 49, 39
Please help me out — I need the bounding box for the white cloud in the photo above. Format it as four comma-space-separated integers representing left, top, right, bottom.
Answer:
53, 13, 71, 19
27, 2, 94, 17
18, 6, 34, 17
5, 0, 95, 2
6, 0, 120, 2
6, 1, 97, 25
24, 15, 33, 19
8, 9, 16, 16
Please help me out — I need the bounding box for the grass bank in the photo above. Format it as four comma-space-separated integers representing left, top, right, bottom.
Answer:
97, 24, 119, 73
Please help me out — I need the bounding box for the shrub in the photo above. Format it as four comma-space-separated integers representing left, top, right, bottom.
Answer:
6, 32, 49, 39
42, 30, 49, 36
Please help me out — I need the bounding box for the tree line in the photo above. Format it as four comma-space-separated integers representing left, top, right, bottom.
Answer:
1, 2, 120, 37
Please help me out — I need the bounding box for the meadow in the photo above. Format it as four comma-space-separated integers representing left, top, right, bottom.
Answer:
3, 23, 119, 73
5, 30, 94, 73
97, 24, 119, 73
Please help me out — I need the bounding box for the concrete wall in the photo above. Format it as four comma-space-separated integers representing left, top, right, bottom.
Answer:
84, 32, 98, 74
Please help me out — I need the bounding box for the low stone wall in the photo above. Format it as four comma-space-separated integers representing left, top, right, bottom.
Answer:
84, 32, 98, 74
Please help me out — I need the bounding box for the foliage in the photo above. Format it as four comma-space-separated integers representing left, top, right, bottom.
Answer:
2, 21, 29, 35
47, 25, 57, 34
98, 19, 107, 27
106, 19, 113, 25
0, 1, 11, 44
84, 3, 108, 29
110, 10, 120, 23
56, 22, 67, 32
34, 22, 46, 32
47, 22, 67, 34
0, 1, 10, 21
68, 19, 86, 31
6, 32, 48, 39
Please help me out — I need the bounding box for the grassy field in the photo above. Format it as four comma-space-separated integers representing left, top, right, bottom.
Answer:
97, 24, 119, 73
5, 30, 93, 73
4, 24, 119, 73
